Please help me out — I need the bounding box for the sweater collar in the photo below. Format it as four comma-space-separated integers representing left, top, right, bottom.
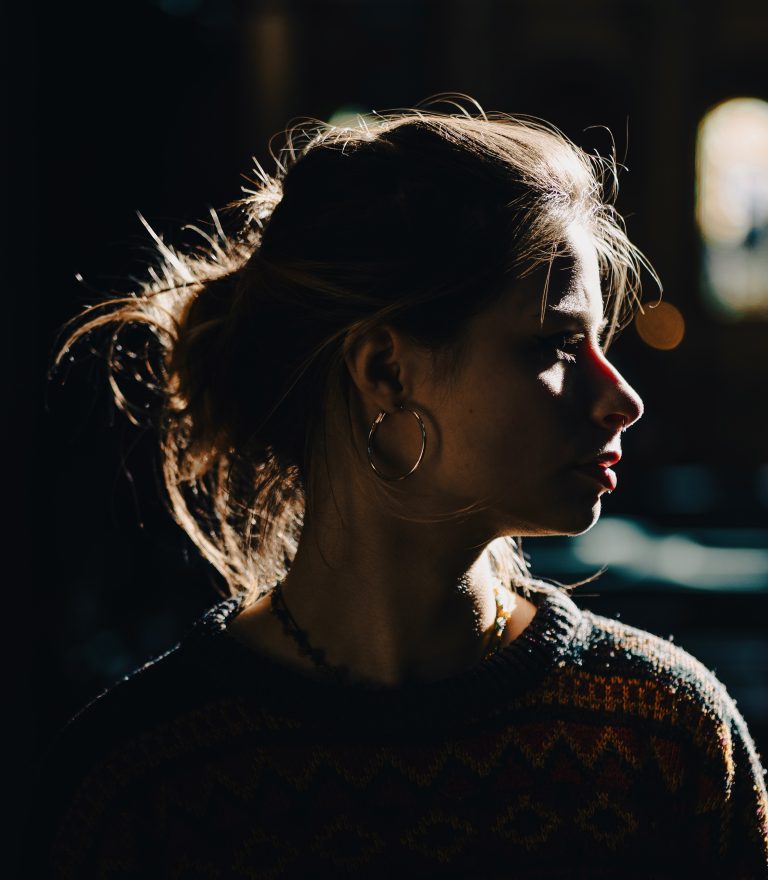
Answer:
186, 580, 585, 722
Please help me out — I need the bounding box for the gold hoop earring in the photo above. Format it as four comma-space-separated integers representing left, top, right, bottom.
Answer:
367, 403, 427, 482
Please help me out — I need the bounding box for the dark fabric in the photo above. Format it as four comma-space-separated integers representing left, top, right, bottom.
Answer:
24, 583, 768, 878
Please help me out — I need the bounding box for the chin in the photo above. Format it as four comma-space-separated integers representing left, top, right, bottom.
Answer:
538, 497, 603, 538
562, 499, 603, 536
499, 498, 602, 538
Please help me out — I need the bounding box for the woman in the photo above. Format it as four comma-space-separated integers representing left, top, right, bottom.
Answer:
29, 98, 767, 877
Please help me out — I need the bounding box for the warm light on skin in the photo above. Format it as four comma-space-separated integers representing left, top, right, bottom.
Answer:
331, 221, 644, 543
227, 222, 645, 686
332, 227, 642, 540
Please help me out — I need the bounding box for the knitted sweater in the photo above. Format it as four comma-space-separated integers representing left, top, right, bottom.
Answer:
26, 583, 768, 879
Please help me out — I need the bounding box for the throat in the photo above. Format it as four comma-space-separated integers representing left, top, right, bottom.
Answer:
226, 586, 540, 688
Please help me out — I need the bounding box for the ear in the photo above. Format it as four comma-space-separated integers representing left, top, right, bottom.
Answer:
343, 324, 419, 414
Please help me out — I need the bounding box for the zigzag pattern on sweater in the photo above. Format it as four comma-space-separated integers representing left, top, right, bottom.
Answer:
31, 585, 768, 879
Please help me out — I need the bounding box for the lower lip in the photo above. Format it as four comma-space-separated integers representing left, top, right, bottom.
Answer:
573, 464, 617, 492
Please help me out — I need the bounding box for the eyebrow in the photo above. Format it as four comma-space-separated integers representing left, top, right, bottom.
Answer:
534, 310, 610, 335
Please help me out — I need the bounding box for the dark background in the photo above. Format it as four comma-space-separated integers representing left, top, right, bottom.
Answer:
8, 0, 767, 844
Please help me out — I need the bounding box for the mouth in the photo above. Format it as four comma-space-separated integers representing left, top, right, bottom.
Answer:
572, 462, 618, 492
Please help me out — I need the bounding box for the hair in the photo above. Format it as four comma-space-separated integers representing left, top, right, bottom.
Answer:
51, 94, 661, 606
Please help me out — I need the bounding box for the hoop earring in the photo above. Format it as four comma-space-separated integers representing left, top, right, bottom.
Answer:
367, 403, 427, 482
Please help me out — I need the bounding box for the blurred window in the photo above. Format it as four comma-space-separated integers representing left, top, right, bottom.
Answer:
696, 97, 768, 318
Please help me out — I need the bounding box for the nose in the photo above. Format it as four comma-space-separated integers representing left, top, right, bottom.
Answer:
589, 351, 644, 434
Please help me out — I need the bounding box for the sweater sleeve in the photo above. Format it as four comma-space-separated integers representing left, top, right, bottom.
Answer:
21, 703, 162, 879
691, 692, 768, 878
722, 701, 768, 875
21, 649, 194, 879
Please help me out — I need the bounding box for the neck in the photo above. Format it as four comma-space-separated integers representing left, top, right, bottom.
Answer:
276, 509, 523, 688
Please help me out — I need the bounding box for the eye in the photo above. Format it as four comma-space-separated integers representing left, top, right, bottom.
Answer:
537, 332, 585, 364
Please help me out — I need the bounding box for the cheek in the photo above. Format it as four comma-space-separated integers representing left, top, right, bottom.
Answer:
453, 389, 545, 475
433, 357, 568, 479
539, 363, 567, 396
482, 379, 570, 477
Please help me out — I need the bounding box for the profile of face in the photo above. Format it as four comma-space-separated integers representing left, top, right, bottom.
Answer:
368, 221, 644, 540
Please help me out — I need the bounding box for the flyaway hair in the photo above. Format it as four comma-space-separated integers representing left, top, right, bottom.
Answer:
50, 94, 661, 604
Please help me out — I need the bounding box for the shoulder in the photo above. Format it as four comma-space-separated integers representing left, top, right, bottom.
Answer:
579, 607, 730, 705
554, 601, 767, 819
23, 595, 268, 875
570, 605, 760, 768
577, 607, 731, 710
31, 639, 204, 820
39, 592, 254, 771
520, 582, 738, 738
570, 607, 768, 869
22, 641, 189, 877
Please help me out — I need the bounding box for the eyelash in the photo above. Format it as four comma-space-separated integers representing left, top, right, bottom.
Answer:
539, 332, 606, 363
539, 333, 582, 361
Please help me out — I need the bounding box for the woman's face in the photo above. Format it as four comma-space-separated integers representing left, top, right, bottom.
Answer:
424, 222, 644, 538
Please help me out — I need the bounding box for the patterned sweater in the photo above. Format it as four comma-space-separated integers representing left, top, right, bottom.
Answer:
25, 583, 768, 879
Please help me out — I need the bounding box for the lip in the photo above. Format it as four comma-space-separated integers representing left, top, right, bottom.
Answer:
572, 462, 618, 492
578, 451, 622, 468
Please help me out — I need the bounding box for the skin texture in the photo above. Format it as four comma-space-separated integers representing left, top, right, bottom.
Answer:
228, 221, 644, 687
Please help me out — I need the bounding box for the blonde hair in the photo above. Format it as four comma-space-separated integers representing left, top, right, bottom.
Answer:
51, 95, 660, 605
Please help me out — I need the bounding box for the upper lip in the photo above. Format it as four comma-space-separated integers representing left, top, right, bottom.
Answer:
577, 450, 622, 468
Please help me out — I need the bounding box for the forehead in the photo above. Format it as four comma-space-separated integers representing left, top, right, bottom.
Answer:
504, 223, 602, 323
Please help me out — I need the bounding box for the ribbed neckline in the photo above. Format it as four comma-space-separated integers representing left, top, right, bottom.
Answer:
184, 581, 585, 722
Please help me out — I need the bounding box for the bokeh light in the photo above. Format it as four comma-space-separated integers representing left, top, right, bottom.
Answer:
696, 97, 768, 317
328, 105, 370, 128
634, 301, 685, 350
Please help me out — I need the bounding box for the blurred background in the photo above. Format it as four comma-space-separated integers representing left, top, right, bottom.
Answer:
8, 0, 767, 831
